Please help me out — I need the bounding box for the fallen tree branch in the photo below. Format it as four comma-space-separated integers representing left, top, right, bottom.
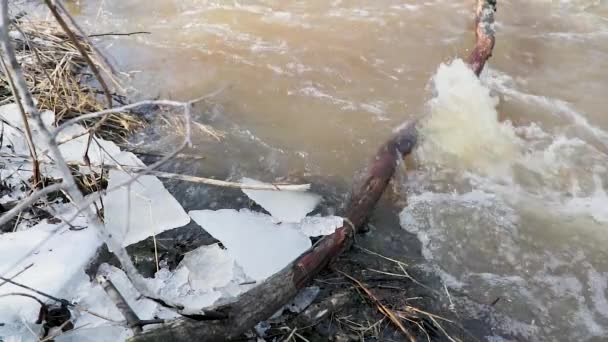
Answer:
130, 121, 418, 341
43, 0, 112, 109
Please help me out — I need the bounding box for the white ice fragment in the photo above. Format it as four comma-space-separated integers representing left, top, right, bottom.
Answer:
290, 215, 343, 237
240, 177, 321, 222
189, 209, 312, 280
0, 104, 53, 156
255, 321, 271, 337
104, 169, 190, 246
0, 219, 100, 337
181, 243, 235, 291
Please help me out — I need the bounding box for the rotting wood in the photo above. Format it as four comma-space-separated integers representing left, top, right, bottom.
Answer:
130, 0, 497, 340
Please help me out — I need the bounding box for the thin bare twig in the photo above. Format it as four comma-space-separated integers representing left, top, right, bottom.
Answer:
97, 275, 142, 334
0, 56, 41, 187
43, 0, 112, 109
88, 31, 151, 38
43, 0, 115, 164
53, 0, 117, 76
0, 263, 34, 289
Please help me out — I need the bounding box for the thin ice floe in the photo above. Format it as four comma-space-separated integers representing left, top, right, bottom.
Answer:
0, 103, 193, 337
0, 216, 100, 338
240, 177, 321, 222
189, 209, 313, 280
104, 169, 190, 247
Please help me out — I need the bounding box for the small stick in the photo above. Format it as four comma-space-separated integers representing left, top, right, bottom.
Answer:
88, 31, 151, 38
97, 275, 142, 334
53, 0, 118, 76
0, 263, 34, 289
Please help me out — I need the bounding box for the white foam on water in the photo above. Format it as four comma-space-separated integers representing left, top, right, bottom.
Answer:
565, 175, 608, 223
416, 59, 521, 174
399, 190, 608, 340
484, 67, 608, 148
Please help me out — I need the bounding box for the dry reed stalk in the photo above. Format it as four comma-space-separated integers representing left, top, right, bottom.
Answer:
0, 18, 142, 143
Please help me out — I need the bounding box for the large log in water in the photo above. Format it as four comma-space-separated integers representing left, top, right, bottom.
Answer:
131, 122, 418, 342
132, 1, 496, 341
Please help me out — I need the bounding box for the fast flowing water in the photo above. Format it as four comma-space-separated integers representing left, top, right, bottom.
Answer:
30, 0, 608, 340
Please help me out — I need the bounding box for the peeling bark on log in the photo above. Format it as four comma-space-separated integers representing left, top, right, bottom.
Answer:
131, 1, 497, 341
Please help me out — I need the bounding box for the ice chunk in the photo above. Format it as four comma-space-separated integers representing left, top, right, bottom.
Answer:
181, 244, 236, 291
290, 215, 343, 236
104, 169, 190, 246
0, 104, 53, 156
0, 218, 100, 337
189, 209, 312, 280
241, 177, 321, 222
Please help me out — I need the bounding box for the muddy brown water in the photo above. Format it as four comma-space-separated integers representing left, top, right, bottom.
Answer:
21, 0, 608, 340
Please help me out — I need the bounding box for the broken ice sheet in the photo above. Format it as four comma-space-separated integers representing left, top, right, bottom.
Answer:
153, 243, 254, 312
104, 169, 190, 247
289, 215, 343, 237
0, 217, 100, 338
241, 177, 321, 222
189, 209, 312, 280
181, 243, 237, 291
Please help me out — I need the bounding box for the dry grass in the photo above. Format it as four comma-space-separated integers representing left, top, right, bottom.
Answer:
0, 18, 143, 143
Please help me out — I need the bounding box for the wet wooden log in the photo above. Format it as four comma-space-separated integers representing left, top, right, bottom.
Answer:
132, 1, 497, 341
131, 122, 418, 342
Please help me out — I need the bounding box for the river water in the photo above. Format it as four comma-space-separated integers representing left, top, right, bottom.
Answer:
29, 0, 608, 340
